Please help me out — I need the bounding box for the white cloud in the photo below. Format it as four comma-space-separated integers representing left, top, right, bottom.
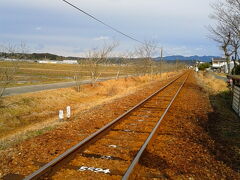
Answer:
165, 46, 192, 56
0, 0, 220, 56
35, 27, 42, 31
93, 36, 110, 41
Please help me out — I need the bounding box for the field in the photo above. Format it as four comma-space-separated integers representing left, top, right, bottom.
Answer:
0, 60, 183, 88
0, 71, 179, 150
0, 61, 137, 87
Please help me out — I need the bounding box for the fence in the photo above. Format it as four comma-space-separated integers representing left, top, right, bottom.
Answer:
232, 85, 240, 116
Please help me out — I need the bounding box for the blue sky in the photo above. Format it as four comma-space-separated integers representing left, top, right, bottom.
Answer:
0, 0, 221, 57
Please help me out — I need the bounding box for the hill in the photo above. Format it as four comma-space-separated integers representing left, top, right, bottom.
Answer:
155, 55, 220, 62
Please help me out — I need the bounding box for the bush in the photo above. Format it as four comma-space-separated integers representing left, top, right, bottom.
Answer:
232, 65, 240, 75
198, 63, 210, 71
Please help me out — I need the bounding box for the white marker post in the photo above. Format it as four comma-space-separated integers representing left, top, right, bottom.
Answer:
66, 106, 71, 119
59, 110, 64, 121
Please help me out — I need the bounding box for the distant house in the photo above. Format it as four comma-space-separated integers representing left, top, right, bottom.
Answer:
211, 58, 234, 73
62, 60, 78, 64
37, 60, 78, 64
212, 58, 227, 68
38, 60, 59, 64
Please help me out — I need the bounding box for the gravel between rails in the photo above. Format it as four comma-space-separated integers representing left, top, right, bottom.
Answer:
0, 75, 178, 179
49, 73, 188, 180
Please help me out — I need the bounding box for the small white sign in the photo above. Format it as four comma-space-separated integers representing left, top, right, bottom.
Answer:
100, 155, 112, 160
109, 145, 117, 148
59, 110, 64, 120
79, 166, 110, 174
66, 106, 71, 119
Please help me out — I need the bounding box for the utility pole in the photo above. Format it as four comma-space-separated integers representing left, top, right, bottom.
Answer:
160, 47, 163, 76
176, 59, 179, 71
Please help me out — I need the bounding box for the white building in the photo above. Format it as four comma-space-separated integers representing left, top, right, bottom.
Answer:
211, 58, 235, 73
38, 60, 59, 64
37, 60, 78, 64
62, 60, 78, 64
212, 58, 228, 68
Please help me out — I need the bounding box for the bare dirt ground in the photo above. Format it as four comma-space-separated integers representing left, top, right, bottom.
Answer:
0, 73, 178, 179
0, 71, 239, 179
132, 72, 240, 179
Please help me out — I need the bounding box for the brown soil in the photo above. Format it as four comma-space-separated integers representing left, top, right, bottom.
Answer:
0, 72, 176, 141
0, 72, 239, 179
0, 73, 176, 179
133, 72, 240, 179
50, 72, 188, 180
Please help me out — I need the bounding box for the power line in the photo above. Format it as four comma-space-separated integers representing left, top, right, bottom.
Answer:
62, 0, 147, 45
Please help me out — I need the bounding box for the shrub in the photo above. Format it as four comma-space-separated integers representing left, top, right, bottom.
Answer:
198, 63, 210, 71
232, 65, 240, 75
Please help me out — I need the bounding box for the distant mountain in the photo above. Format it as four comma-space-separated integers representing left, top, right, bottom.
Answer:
155, 55, 220, 62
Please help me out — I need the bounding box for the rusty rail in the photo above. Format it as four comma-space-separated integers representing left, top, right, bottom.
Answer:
24, 72, 188, 180
122, 72, 190, 179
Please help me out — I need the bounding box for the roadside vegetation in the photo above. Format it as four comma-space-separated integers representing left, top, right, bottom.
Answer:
232, 64, 240, 75
0, 41, 186, 149
198, 62, 210, 71
0, 41, 184, 88
197, 72, 240, 171
0, 71, 180, 150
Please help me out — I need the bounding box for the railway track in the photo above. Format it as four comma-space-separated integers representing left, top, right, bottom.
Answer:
24, 71, 190, 180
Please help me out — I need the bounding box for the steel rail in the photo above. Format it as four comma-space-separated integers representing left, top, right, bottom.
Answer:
24, 72, 187, 180
122, 72, 190, 180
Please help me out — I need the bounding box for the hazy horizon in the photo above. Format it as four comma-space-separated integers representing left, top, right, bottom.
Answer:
0, 0, 222, 57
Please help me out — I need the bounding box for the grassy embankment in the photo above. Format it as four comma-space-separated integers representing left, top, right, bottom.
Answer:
197, 72, 240, 171
0, 71, 179, 150
0, 61, 136, 87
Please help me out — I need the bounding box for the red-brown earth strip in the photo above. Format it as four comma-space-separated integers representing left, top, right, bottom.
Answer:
132, 73, 240, 179
1, 72, 239, 179
49, 73, 189, 179
0, 74, 180, 179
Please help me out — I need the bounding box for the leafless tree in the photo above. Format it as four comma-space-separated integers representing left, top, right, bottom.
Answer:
73, 62, 83, 92
210, 0, 240, 36
231, 33, 240, 72
0, 65, 17, 97
135, 40, 157, 76
209, 24, 234, 73
209, 0, 240, 74
115, 51, 134, 79
209, 0, 240, 73
18, 41, 29, 59
85, 41, 119, 85
0, 44, 19, 101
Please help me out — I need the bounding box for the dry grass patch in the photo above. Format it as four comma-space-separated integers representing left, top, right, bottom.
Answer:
197, 72, 228, 93
0, 72, 178, 149
0, 61, 137, 87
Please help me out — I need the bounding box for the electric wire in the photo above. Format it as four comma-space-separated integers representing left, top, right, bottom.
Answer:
62, 0, 161, 48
